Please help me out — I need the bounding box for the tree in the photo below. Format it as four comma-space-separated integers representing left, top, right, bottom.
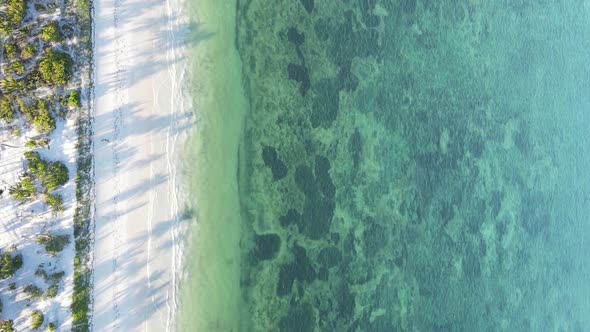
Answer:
41, 22, 61, 42
38, 51, 73, 85
31, 310, 44, 329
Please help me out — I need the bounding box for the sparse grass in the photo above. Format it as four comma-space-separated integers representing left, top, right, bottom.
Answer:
24, 284, 43, 299
36, 234, 71, 256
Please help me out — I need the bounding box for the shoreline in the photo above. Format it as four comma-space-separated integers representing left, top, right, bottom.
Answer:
91, 0, 191, 329
178, 0, 248, 330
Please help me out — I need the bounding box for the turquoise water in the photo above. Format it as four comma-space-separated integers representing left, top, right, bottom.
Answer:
183, 0, 590, 330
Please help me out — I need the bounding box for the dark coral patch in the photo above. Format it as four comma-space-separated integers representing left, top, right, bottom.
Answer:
317, 246, 342, 268
314, 155, 335, 199
252, 233, 281, 261
280, 208, 301, 227
295, 164, 318, 198
287, 63, 310, 96
301, 198, 334, 239
262, 146, 288, 180
299, 0, 314, 14
279, 302, 315, 332
287, 27, 305, 46
276, 244, 317, 296
349, 129, 363, 170
311, 79, 340, 128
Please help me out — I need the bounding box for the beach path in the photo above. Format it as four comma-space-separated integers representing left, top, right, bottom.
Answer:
93, 0, 188, 330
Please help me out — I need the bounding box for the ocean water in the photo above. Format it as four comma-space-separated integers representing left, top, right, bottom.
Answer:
181, 0, 590, 330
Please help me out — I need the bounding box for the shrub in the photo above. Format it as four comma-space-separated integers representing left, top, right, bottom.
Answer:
0, 252, 23, 279
25, 151, 48, 178
46, 284, 58, 298
41, 22, 61, 42
0, 76, 25, 93
42, 162, 69, 191
38, 51, 73, 85
6, 0, 26, 26
68, 90, 81, 108
32, 100, 56, 134
23, 284, 43, 299
25, 138, 50, 149
8, 283, 16, 291
9, 176, 36, 202
48, 322, 56, 332
36, 234, 71, 256
31, 310, 44, 329
3, 42, 17, 60
21, 44, 38, 59
0, 319, 14, 332
7, 61, 25, 76
44, 193, 64, 213
0, 96, 15, 123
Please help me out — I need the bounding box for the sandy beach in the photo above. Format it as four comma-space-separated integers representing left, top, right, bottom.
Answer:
92, 0, 190, 330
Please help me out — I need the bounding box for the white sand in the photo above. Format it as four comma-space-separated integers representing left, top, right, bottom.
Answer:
92, 0, 191, 330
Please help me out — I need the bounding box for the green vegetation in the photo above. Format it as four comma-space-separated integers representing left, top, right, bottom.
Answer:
36, 234, 71, 256
8, 283, 16, 291
9, 176, 36, 202
48, 322, 56, 332
0, 320, 15, 332
38, 51, 73, 86
0, 96, 15, 123
31, 310, 44, 329
24, 284, 43, 299
44, 193, 65, 213
0, 252, 23, 279
41, 22, 61, 42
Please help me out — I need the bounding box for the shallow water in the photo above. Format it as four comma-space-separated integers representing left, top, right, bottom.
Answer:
183, 0, 590, 330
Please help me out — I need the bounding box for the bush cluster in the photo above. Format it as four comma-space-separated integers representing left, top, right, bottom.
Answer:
9, 176, 36, 202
